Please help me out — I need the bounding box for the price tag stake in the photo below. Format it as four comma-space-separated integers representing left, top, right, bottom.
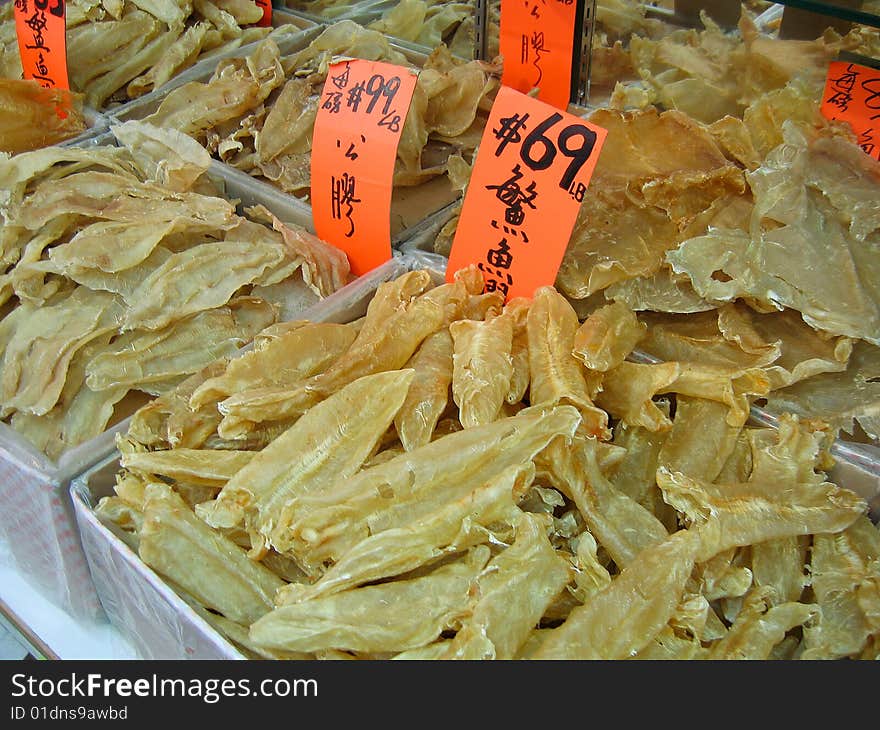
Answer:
311, 59, 418, 276
14, 0, 69, 91
447, 86, 606, 301
821, 60, 880, 161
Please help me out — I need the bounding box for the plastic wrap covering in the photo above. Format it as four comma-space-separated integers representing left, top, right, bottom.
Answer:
0, 133, 341, 620
70, 255, 413, 658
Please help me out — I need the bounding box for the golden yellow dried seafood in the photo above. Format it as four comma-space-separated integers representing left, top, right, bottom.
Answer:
138, 482, 285, 625
527, 286, 609, 438
249, 546, 490, 654
573, 300, 647, 372
0, 80, 87, 153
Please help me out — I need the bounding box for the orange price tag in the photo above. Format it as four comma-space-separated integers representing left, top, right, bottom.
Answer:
447, 86, 606, 301
14, 0, 69, 91
311, 59, 418, 276
498, 0, 577, 110
254, 0, 272, 27
821, 60, 880, 161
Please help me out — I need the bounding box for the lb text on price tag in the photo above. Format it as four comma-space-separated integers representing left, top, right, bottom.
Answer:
311, 59, 418, 276
821, 60, 880, 161
447, 86, 606, 301
14, 0, 69, 91
499, 0, 577, 110
254, 0, 272, 27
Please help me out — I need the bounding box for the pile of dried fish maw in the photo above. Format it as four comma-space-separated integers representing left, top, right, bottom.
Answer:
138, 19, 501, 198
0, 80, 87, 153
433, 6, 880, 446
0, 0, 302, 109
98, 268, 878, 659
0, 120, 349, 461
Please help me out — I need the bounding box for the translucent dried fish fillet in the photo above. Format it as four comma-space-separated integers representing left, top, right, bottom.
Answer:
190, 321, 358, 410
751, 536, 809, 606
707, 587, 819, 660
0, 288, 125, 416
280, 404, 581, 574
394, 328, 454, 451
595, 361, 679, 432
86, 299, 275, 392
527, 286, 609, 439
442, 513, 571, 660
197, 370, 414, 560
121, 448, 256, 488
249, 548, 491, 654
538, 434, 668, 570
802, 516, 880, 659
139, 483, 285, 626
532, 529, 701, 660
122, 240, 286, 332
278, 463, 534, 603
450, 312, 513, 428
573, 300, 646, 372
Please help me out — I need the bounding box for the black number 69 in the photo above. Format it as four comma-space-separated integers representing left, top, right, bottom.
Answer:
520, 113, 598, 191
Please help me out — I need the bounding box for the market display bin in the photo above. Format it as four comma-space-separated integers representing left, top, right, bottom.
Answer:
0, 137, 337, 622
105, 22, 484, 245
70, 254, 419, 659
71, 246, 880, 660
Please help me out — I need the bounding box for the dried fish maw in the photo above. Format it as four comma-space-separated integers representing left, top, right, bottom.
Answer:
197, 370, 414, 557
539, 434, 669, 570
0, 289, 124, 416
144, 39, 285, 137
450, 312, 513, 428
394, 329, 454, 451
190, 321, 358, 410
255, 79, 315, 164
638, 308, 781, 373
657, 397, 746, 484
557, 196, 680, 299
658, 362, 770, 427
668, 129, 880, 344
86, 300, 275, 392
279, 463, 534, 603
692, 549, 753, 604
216, 272, 447, 437
532, 529, 701, 660
569, 530, 612, 603
751, 536, 809, 605
527, 286, 609, 439
443, 513, 571, 660
500, 297, 531, 404
707, 587, 819, 660
123, 240, 285, 332
126, 359, 229, 449
742, 81, 826, 161
261, 208, 350, 298
282, 404, 581, 573
608, 420, 671, 521
605, 267, 717, 315
573, 301, 646, 372
121, 449, 256, 489
657, 465, 867, 564
249, 548, 490, 654
764, 340, 880, 442
802, 516, 880, 659
139, 483, 284, 626
595, 361, 679, 432
0, 80, 86, 154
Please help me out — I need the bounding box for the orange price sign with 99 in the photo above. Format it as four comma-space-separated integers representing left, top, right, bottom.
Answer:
447, 86, 606, 302
311, 59, 418, 276
820, 60, 880, 161
14, 0, 69, 91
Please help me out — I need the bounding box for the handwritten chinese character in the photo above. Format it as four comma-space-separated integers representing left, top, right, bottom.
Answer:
331, 63, 350, 90
35, 0, 64, 18
330, 173, 361, 238
530, 32, 547, 86
486, 239, 513, 269
486, 163, 538, 226
322, 91, 342, 113
491, 220, 529, 243
859, 127, 876, 157
826, 64, 859, 113
478, 263, 514, 297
